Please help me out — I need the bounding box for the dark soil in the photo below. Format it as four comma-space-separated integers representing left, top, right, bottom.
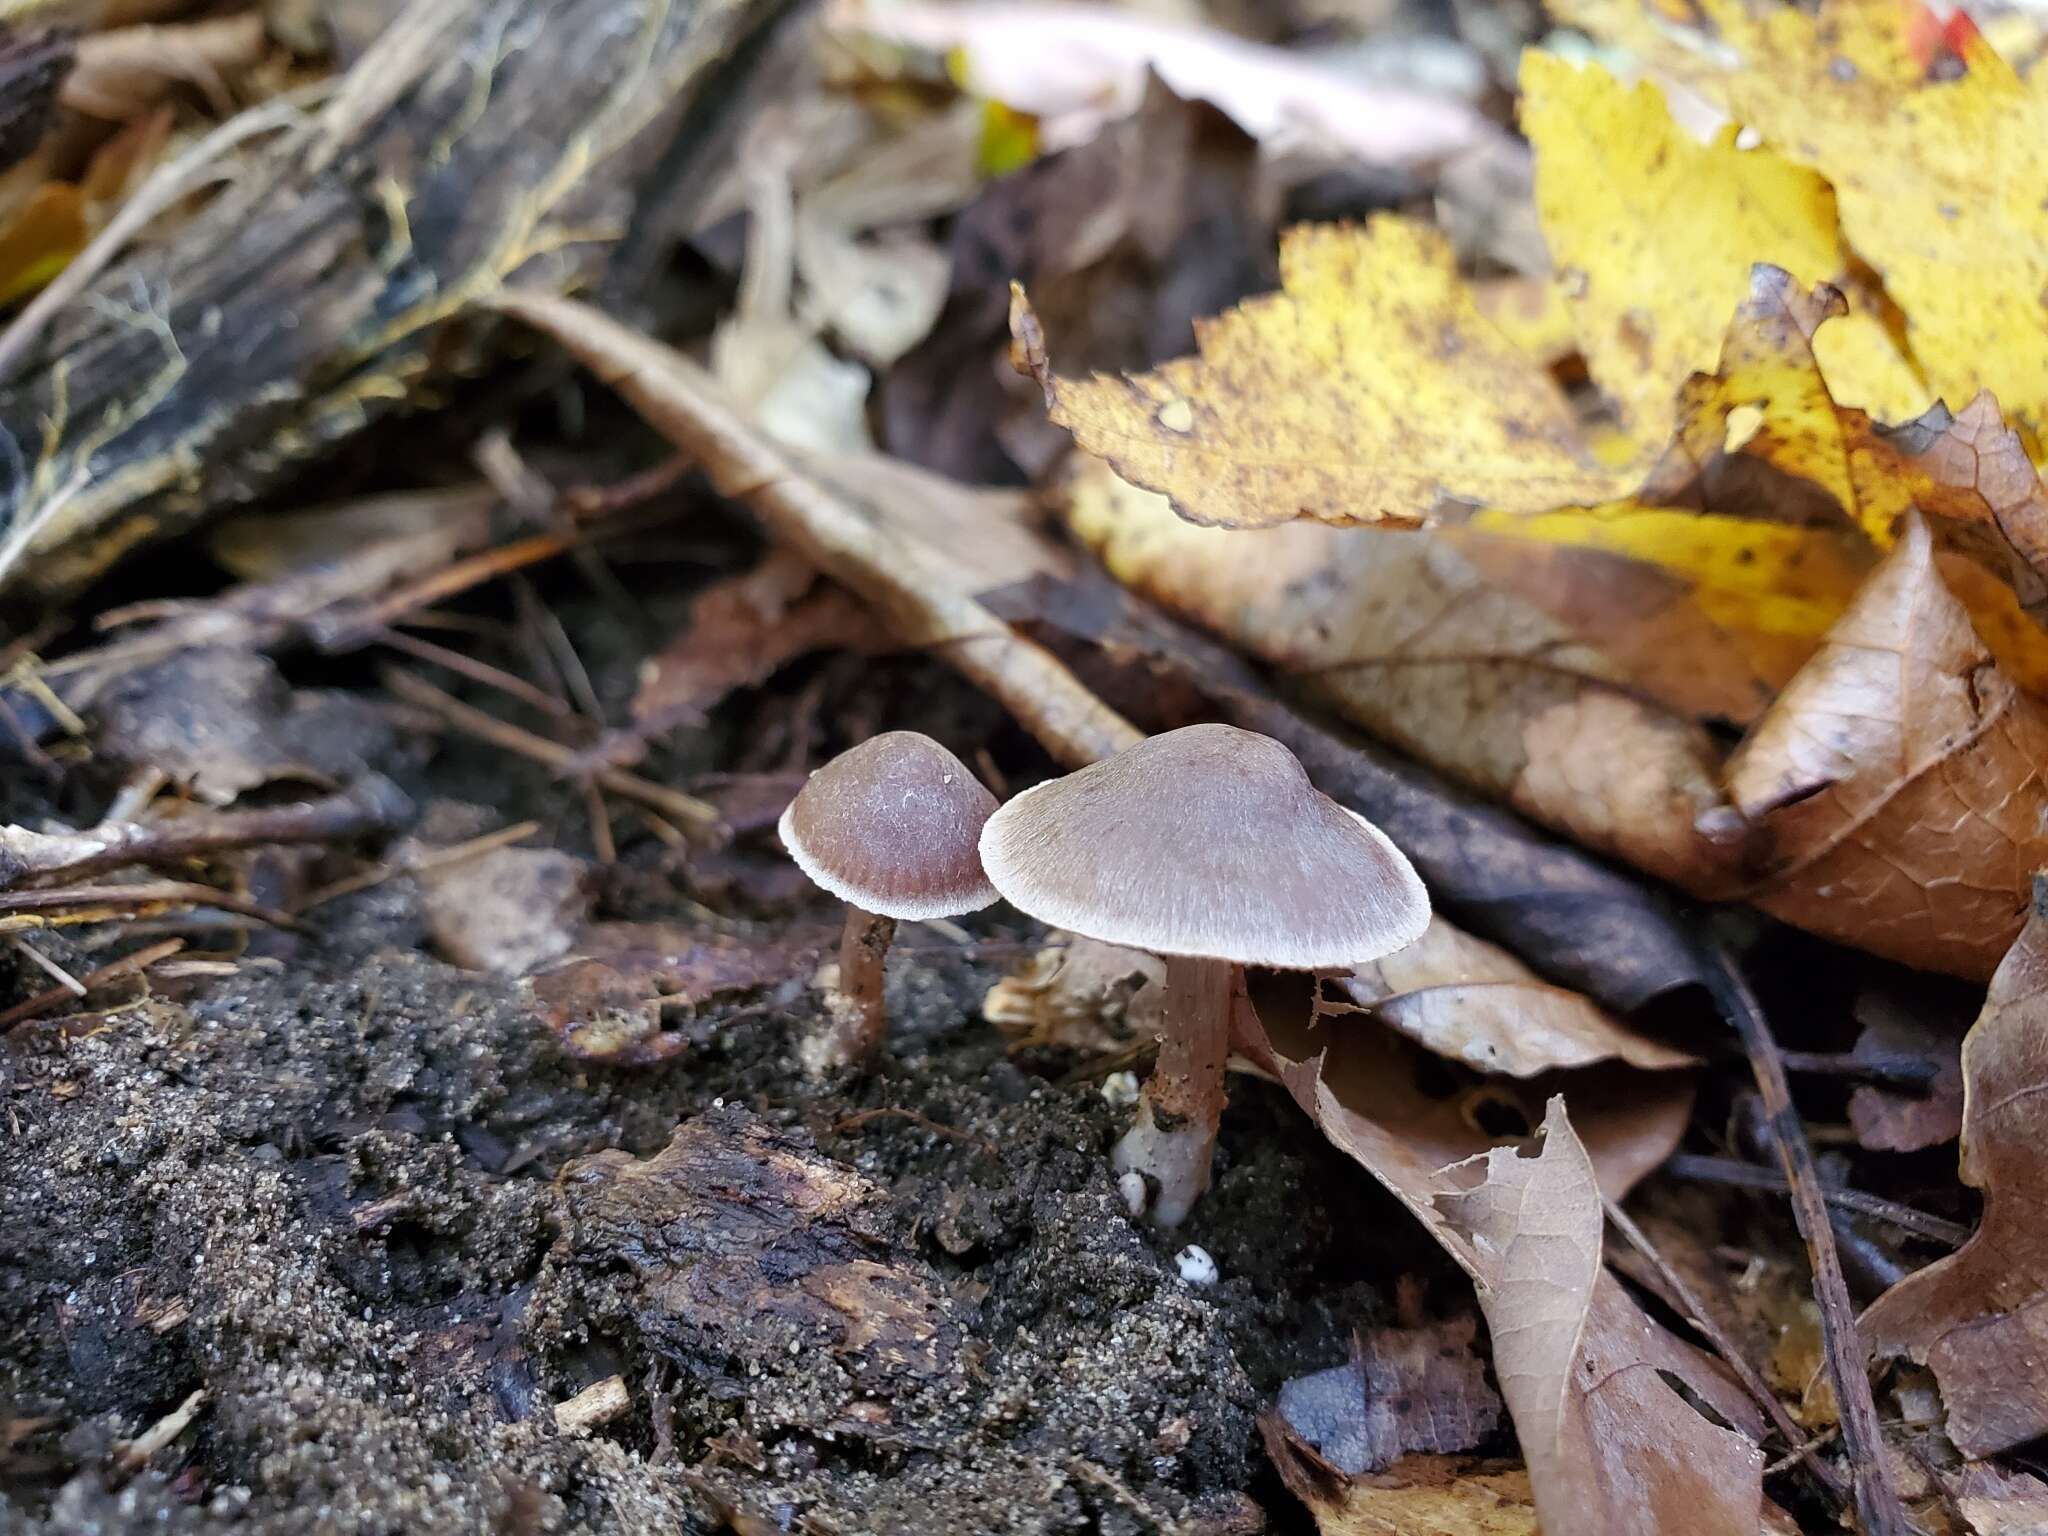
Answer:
0, 638, 1476, 1535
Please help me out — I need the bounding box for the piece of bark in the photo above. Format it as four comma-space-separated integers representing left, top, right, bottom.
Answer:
0, 0, 800, 599
0, 26, 72, 173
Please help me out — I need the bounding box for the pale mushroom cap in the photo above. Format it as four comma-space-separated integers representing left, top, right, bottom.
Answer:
978, 724, 1430, 969
779, 731, 1000, 920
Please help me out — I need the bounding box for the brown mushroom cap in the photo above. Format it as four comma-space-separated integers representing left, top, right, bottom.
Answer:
779, 731, 1000, 919
978, 723, 1429, 969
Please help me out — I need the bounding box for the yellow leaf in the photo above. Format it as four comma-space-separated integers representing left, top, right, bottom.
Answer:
1558, 0, 2048, 443
1014, 217, 1637, 529
1519, 51, 1923, 439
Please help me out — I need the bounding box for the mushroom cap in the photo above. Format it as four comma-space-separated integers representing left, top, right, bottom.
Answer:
978, 723, 1429, 969
779, 731, 1000, 920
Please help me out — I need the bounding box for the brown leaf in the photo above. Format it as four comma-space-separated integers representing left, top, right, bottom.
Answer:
1343, 917, 1696, 1077
1434, 1102, 1766, 1536
528, 921, 831, 1065
1953, 1464, 2048, 1534
1727, 512, 2048, 979
1846, 989, 1966, 1154
982, 933, 1163, 1054
1862, 877, 2048, 1454
623, 549, 878, 736
1273, 1314, 1502, 1476
1260, 1441, 1537, 1536
1065, 456, 1743, 893
417, 846, 591, 978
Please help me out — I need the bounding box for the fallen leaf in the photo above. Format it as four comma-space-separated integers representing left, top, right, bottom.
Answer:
1863, 876, 2048, 1454
0, 27, 70, 175
1273, 1314, 1502, 1476
1519, 51, 1921, 441
1015, 218, 1639, 531
1342, 917, 1697, 1077
1062, 454, 1742, 892
1954, 1464, 2048, 1534
417, 846, 591, 978
91, 648, 396, 806
1558, 0, 2048, 440
1433, 1101, 1766, 1536
1846, 988, 1966, 1153
63, 13, 270, 121
1259, 1444, 1538, 1536
528, 921, 832, 1065
0, 179, 82, 306
982, 933, 1163, 1053
1725, 512, 2048, 979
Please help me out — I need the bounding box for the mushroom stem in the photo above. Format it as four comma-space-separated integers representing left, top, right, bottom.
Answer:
825, 906, 898, 1066
1114, 954, 1234, 1227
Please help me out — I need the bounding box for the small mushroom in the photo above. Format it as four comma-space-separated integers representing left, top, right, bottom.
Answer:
979, 723, 1429, 1225
779, 731, 999, 1067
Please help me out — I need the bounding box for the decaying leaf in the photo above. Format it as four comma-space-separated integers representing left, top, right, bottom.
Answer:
1846, 988, 1966, 1153
528, 921, 831, 1065
1863, 877, 2048, 1454
1519, 52, 1920, 441
1015, 218, 1638, 532
91, 648, 395, 805
417, 846, 591, 978
1434, 1102, 1766, 1536
982, 933, 1163, 1053
1273, 1313, 1502, 1476
1342, 918, 1696, 1077
559, 1109, 965, 1437
1953, 1464, 2048, 1534
1259, 1442, 1537, 1536
1727, 513, 2048, 979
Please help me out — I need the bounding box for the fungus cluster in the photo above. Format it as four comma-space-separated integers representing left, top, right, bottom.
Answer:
781, 723, 1431, 1224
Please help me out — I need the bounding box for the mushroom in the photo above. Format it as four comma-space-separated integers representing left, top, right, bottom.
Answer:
978, 723, 1429, 1225
779, 731, 1000, 1067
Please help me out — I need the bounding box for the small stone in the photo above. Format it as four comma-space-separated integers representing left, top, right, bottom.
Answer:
1176, 1245, 1218, 1286
1100, 1071, 1141, 1107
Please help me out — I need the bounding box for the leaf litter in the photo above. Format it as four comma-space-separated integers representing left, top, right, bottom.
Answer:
10, 0, 2048, 1532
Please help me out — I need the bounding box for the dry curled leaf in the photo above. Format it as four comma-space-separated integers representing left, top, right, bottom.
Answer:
982, 933, 1163, 1053
1434, 1101, 1766, 1536
417, 846, 591, 979
1015, 218, 1637, 532
1863, 877, 2048, 1454
1341, 917, 1696, 1077
1726, 513, 2048, 979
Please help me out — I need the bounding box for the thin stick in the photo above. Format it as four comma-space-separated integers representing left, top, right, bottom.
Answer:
371, 627, 572, 717
1664, 1153, 1967, 1246
1701, 938, 1910, 1536
1603, 1195, 1847, 1500
0, 882, 302, 930
295, 820, 541, 912
379, 666, 719, 833
12, 937, 84, 995
0, 938, 185, 1032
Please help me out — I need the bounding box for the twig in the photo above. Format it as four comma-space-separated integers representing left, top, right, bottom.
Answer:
371, 627, 572, 718
1778, 1049, 1938, 1095
11, 937, 84, 995
0, 778, 412, 891
1603, 1195, 1848, 1500
0, 882, 302, 931
1, 938, 186, 1032
1700, 937, 1911, 1536
1664, 1154, 1969, 1247
108, 1388, 205, 1478
294, 819, 542, 913
379, 666, 719, 834
830, 1107, 999, 1158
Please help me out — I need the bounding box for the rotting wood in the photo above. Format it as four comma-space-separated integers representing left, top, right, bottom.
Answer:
0, 0, 803, 599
